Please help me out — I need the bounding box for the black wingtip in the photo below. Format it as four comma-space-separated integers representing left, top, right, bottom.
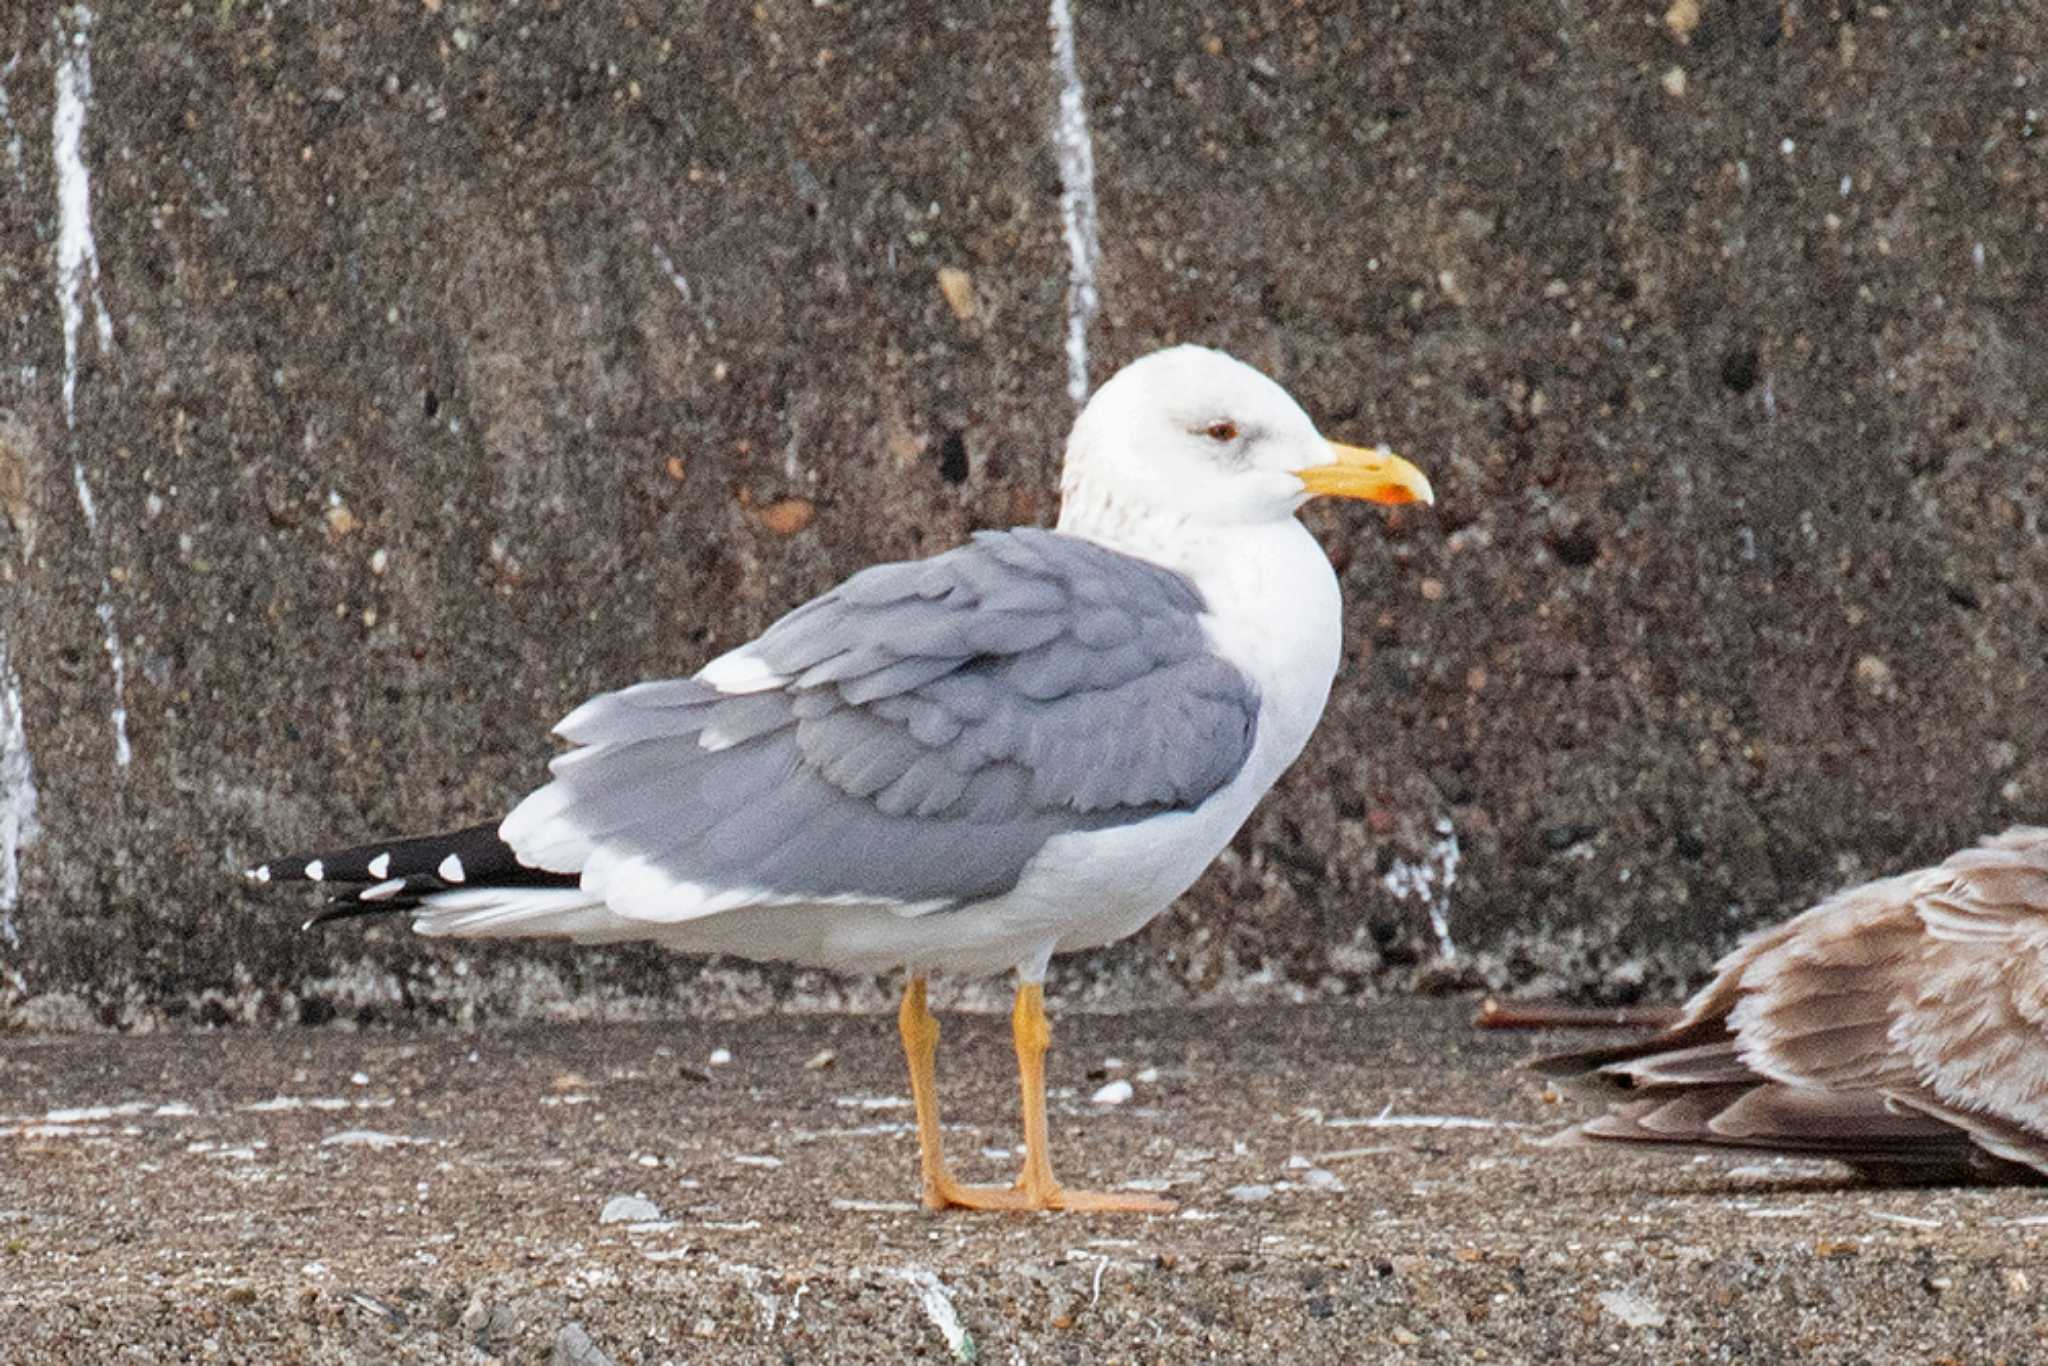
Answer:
252, 821, 579, 931
252, 822, 522, 889
304, 902, 400, 931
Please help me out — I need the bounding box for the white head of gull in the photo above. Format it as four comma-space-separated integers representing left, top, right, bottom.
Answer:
247, 345, 1432, 1213
1058, 345, 1428, 549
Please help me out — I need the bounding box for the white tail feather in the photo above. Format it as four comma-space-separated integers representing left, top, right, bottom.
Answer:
410, 887, 612, 940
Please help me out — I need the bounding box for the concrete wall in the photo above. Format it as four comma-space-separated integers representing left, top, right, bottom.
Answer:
2, 1, 2043, 1027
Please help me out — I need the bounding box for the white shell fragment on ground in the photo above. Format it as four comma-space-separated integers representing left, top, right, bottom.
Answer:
599, 1195, 662, 1224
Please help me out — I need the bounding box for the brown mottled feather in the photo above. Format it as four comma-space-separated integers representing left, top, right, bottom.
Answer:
1533, 827, 2048, 1184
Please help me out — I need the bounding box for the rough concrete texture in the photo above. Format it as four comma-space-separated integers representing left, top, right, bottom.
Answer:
0, 2, 2044, 1024
5, 1002, 2046, 1361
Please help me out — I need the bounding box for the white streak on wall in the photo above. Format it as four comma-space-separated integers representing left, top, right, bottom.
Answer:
55, 7, 114, 428
0, 53, 27, 194
95, 597, 130, 767
53, 5, 130, 769
1381, 817, 1462, 961
2, 66, 46, 963
69, 462, 98, 533
650, 243, 692, 303
0, 643, 38, 951
1048, 0, 1100, 405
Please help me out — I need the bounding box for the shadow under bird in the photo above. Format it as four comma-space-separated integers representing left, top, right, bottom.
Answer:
1534, 826, 2048, 1184
247, 345, 1432, 1212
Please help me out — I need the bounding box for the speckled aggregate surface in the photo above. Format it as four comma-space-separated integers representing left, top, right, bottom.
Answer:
5, 1000, 2043, 1361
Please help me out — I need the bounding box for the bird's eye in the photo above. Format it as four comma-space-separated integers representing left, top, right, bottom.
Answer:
1203, 421, 1239, 442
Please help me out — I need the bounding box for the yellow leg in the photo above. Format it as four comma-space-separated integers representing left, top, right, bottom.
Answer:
893, 975, 1172, 1213
898, 976, 958, 1209
898, 975, 1037, 1210
1004, 982, 1174, 1214
1010, 982, 1062, 1199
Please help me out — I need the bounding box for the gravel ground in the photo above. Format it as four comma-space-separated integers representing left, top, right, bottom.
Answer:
4, 998, 2043, 1362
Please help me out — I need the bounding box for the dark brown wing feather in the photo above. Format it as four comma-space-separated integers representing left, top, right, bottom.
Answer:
1532, 827, 2048, 1185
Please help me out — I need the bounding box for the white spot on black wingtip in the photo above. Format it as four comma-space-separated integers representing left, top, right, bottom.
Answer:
303, 859, 325, 882
360, 877, 406, 903
246, 864, 272, 884
437, 853, 466, 883
367, 853, 391, 879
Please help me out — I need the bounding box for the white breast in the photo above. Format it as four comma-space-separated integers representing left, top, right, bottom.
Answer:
964, 518, 1345, 973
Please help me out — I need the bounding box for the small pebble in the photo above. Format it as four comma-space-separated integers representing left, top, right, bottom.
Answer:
599, 1195, 662, 1225
1225, 1183, 1275, 1203
554, 1322, 615, 1366
936, 266, 976, 321
708, 1047, 732, 1067
1091, 1079, 1134, 1106
319, 1129, 417, 1149
324, 502, 359, 538
748, 497, 816, 537
1597, 1289, 1668, 1329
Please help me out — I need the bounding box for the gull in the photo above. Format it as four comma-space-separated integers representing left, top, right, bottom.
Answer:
1534, 826, 2048, 1184
248, 345, 1433, 1212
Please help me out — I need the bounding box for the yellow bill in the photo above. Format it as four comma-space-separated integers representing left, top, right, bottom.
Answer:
1295, 441, 1434, 507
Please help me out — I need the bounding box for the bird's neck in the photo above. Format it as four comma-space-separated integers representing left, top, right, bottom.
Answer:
1054, 479, 1195, 568
1059, 476, 1345, 801
1054, 477, 1329, 604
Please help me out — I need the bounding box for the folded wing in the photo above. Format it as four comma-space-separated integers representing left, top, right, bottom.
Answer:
1532, 827, 2048, 1184
497, 527, 1262, 923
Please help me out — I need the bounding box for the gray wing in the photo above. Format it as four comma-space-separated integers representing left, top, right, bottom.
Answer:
498, 528, 1261, 921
